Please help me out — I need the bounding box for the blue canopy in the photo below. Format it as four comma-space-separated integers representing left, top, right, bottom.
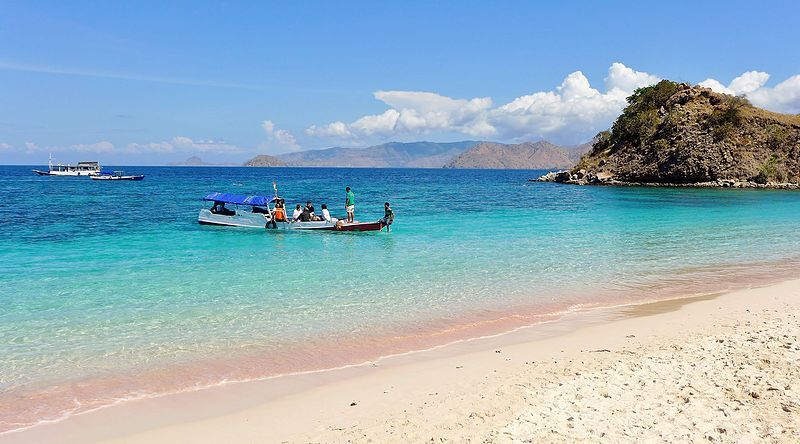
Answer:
203, 192, 275, 206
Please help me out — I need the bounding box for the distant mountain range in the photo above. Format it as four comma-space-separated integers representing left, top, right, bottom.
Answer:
444, 141, 591, 169
275, 141, 480, 168
242, 140, 592, 169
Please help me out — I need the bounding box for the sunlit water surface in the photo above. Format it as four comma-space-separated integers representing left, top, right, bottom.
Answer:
2, 165, 800, 431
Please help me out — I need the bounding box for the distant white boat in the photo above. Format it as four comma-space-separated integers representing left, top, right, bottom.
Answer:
32, 154, 101, 176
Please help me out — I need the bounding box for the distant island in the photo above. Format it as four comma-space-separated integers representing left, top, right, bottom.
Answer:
243, 140, 591, 169
539, 81, 800, 188
242, 154, 287, 167
169, 156, 239, 166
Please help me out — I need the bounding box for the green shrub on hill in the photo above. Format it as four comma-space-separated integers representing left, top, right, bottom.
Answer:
609, 80, 680, 150
709, 95, 749, 140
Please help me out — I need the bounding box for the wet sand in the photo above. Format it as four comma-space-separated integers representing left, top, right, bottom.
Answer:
2, 279, 799, 443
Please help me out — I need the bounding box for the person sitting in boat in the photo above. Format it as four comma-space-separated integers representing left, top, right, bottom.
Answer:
299, 204, 313, 222
380, 202, 395, 232
292, 204, 303, 221
321, 203, 332, 222
273, 199, 287, 222
305, 201, 321, 221
210, 201, 235, 216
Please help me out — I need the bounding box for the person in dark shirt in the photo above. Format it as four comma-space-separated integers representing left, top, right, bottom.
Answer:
299, 204, 312, 222
305, 201, 319, 220
210, 201, 235, 216
380, 202, 395, 232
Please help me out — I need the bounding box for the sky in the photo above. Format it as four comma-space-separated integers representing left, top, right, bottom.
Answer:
1, 0, 799, 165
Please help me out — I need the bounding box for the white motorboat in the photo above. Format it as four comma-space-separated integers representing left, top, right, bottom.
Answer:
33, 155, 101, 176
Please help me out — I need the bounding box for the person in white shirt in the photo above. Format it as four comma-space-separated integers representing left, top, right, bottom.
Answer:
321, 203, 332, 222
291, 204, 302, 221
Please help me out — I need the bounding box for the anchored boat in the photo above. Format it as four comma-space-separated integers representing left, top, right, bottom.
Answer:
33, 155, 101, 176
91, 170, 145, 181
197, 192, 385, 232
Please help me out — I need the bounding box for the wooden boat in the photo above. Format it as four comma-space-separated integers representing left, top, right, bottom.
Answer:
91, 171, 145, 181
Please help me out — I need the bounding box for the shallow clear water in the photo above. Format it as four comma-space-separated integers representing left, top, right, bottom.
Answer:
2, 165, 800, 430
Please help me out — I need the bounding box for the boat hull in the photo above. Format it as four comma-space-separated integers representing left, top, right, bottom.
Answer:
32, 170, 100, 176
198, 209, 270, 228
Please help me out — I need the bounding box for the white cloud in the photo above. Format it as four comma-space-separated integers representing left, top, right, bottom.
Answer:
697, 78, 734, 95
71, 141, 115, 152
0, 143, 11, 150
747, 75, 800, 114
261, 120, 299, 151
305, 121, 353, 138
305, 63, 661, 144
729, 71, 770, 94
699, 71, 770, 96
8, 136, 244, 156
605, 62, 661, 94
126, 136, 243, 154
126, 141, 175, 153
700, 71, 800, 113
349, 91, 494, 137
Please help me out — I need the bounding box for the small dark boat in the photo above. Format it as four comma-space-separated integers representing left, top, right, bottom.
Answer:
91, 171, 145, 181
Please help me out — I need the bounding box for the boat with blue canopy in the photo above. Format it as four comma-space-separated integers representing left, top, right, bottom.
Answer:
197, 187, 386, 232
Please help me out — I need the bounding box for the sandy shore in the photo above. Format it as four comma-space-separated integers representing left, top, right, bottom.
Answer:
3, 279, 799, 443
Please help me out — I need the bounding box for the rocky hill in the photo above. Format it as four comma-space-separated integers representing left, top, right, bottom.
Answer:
561, 81, 800, 186
276, 141, 479, 168
444, 141, 582, 169
243, 154, 287, 167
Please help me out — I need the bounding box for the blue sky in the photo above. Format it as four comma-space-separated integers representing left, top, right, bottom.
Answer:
1, 0, 799, 164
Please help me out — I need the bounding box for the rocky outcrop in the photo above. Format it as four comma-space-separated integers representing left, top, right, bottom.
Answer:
534, 169, 800, 189
243, 154, 287, 167
567, 81, 800, 188
444, 141, 576, 169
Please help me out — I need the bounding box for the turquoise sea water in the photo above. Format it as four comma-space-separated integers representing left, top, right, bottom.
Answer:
2, 165, 800, 431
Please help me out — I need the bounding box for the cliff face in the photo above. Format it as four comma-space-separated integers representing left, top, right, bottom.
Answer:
444, 141, 577, 169
575, 81, 800, 184
243, 154, 287, 167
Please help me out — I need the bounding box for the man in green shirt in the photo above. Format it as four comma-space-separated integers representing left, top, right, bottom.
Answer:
345, 186, 355, 223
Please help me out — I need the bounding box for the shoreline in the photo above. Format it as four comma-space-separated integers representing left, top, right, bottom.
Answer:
3, 257, 798, 436
3, 276, 799, 443
534, 170, 800, 189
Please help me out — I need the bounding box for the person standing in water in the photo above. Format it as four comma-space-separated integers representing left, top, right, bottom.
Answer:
381, 202, 395, 232
345, 186, 355, 223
